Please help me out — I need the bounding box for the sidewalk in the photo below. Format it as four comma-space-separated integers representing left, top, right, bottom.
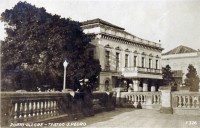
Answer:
76, 108, 200, 128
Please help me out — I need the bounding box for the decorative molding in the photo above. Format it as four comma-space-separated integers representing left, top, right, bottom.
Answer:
125, 48, 130, 52
134, 50, 139, 54
149, 53, 153, 57
142, 52, 146, 55
156, 55, 160, 58
104, 44, 113, 49
115, 46, 122, 51
99, 33, 163, 52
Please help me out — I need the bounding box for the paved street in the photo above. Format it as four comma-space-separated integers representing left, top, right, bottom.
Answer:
76, 108, 200, 128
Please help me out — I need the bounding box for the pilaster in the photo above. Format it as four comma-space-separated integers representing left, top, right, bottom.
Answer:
133, 79, 140, 92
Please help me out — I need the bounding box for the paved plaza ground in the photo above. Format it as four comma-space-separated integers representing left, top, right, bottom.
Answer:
75, 108, 200, 128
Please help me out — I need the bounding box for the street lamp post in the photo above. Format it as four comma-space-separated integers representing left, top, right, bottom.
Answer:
63, 60, 68, 91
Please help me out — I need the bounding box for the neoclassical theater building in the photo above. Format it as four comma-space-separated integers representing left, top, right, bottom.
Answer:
81, 19, 163, 92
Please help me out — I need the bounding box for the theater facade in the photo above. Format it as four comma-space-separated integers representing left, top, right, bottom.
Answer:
81, 19, 163, 92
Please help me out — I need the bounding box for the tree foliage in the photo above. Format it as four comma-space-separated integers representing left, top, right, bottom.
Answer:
162, 65, 174, 86
1, 1, 101, 91
184, 64, 200, 92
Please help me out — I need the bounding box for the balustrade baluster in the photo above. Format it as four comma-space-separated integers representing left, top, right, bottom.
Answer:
44, 101, 47, 117
178, 96, 182, 108
130, 95, 132, 103
32, 101, 36, 117
151, 95, 153, 104
125, 95, 128, 103
132, 95, 135, 103
141, 95, 144, 104
143, 95, 146, 104
22, 102, 26, 121
196, 97, 199, 108
53, 101, 58, 116
134, 95, 138, 107
14, 102, 18, 119
49, 100, 52, 116
138, 95, 140, 104
43, 100, 46, 117
156, 95, 158, 104
40, 101, 44, 118
192, 96, 195, 108
36, 101, 40, 118
23, 102, 28, 121
47, 100, 50, 117
53, 101, 56, 116
153, 95, 157, 104
126, 95, 129, 103
19, 102, 23, 119
142, 95, 145, 104
50, 101, 53, 116
28, 101, 32, 119
187, 96, 191, 108
182, 96, 186, 108
129, 95, 131, 103
131, 95, 133, 104
193, 96, 198, 108
158, 95, 160, 104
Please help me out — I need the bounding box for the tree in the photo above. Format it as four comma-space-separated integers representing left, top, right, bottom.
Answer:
184, 64, 200, 92
1, 1, 101, 91
162, 65, 174, 86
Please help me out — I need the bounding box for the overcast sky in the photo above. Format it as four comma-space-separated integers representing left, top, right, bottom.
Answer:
0, 0, 200, 52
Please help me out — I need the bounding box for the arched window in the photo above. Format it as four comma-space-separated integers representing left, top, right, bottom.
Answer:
105, 80, 109, 91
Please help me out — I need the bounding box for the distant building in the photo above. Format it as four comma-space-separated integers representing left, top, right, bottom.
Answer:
81, 19, 163, 92
161, 45, 200, 88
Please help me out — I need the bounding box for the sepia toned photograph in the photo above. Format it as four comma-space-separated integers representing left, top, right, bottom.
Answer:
0, 0, 200, 128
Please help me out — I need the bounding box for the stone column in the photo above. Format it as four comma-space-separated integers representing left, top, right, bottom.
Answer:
133, 79, 140, 92
143, 80, 148, 92
128, 84, 133, 92
151, 86, 156, 92
160, 86, 173, 114
151, 81, 156, 92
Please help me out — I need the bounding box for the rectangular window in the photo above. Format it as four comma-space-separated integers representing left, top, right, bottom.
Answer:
105, 51, 110, 67
149, 58, 152, 68
134, 56, 137, 67
125, 54, 129, 67
142, 57, 145, 68
156, 60, 158, 69
116, 52, 120, 70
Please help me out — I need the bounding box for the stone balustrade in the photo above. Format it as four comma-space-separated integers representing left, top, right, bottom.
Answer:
172, 91, 200, 115
120, 92, 161, 110
122, 67, 162, 74
1, 92, 73, 126
1, 91, 115, 127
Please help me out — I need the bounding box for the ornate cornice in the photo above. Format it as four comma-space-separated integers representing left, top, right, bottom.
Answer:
98, 33, 163, 52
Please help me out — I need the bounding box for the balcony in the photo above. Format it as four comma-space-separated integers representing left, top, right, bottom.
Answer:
122, 67, 162, 79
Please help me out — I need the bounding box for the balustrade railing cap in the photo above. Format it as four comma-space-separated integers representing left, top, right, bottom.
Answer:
159, 86, 171, 91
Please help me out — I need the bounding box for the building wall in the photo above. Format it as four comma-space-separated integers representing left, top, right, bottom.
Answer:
91, 37, 162, 72
161, 52, 200, 83
90, 36, 162, 91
